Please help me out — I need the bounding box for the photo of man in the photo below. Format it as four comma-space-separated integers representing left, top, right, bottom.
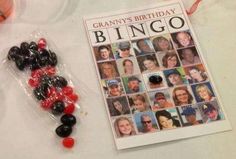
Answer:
164, 69, 187, 87
106, 79, 124, 97
124, 76, 144, 94
115, 41, 133, 59
133, 38, 155, 56
200, 103, 223, 123
140, 114, 158, 133
95, 45, 114, 61
180, 106, 203, 126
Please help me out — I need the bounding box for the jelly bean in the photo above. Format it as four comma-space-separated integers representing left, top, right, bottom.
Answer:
62, 86, 73, 95
29, 41, 38, 50
52, 76, 68, 88
62, 137, 74, 148
64, 104, 75, 114
51, 101, 65, 115
61, 114, 76, 127
55, 124, 72, 137
7, 46, 20, 61
38, 38, 47, 50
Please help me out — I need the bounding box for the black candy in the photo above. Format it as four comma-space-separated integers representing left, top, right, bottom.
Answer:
48, 51, 57, 66
61, 114, 76, 127
149, 75, 163, 84
55, 124, 72, 137
8, 46, 21, 61
29, 41, 38, 50
52, 76, 68, 88
39, 49, 50, 67
33, 84, 48, 100
15, 56, 27, 71
20, 42, 30, 57
51, 101, 65, 115
40, 75, 53, 87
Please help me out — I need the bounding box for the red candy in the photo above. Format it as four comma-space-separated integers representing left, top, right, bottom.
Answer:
41, 98, 53, 109
38, 38, 47, 50
67, 94, 79, 102
47, 87, 57, 97
44, 66, 56, 76
31, 69, 43, 78
54, 92, 65, 101
62, 137, 75, 148
64, 104, 75, 114
28, 78, 39, 88
62, 86, 73, 95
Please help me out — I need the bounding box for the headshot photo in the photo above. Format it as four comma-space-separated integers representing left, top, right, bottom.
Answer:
113, 116, 136, 138
198, 101, 224, 123
191, 82, 216, 103
178, 105, 203, 126
149, 89, 174, 111
122, 75, 145, 94
160, 51, 181, 69
98, 61, 119, 79
137, 54, 160, 73
143, 72, 168, 91
128, 93, 151, 113
172, 86, 194, 106
163, 68, 188, 87
184, 64, 208, 84
178, 47, 201, 66
152, 35, 173, 52
134, 111, 158, 133
106, 96, 130, 116
116, 57, 140, 76
102, 78, 124, 97
93, 45, 114, 62
113, 41, 134, 59
155, 109, 181, 130
132, 38, 155, 56
171, 31, 194, 48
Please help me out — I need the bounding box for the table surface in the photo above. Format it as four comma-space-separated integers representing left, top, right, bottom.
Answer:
0, 0, 235, 159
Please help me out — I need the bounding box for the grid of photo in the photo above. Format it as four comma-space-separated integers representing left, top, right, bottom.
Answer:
93, 30, 225, 138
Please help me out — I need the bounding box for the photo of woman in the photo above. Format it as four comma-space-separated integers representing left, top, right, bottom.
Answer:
192, 83, 215, 102
172, 86, 194, 106
98, 61, 119, 79
107, 97, 130, 116
152, 36, 173, 52
185, 66, 208, 84
137, 54, 160, 73
161, 52, 180, 69
114, 117, 136, 137
155, 109, 181, 130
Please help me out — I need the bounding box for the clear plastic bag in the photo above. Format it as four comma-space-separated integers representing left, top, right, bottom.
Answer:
1, 30, 82, 149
